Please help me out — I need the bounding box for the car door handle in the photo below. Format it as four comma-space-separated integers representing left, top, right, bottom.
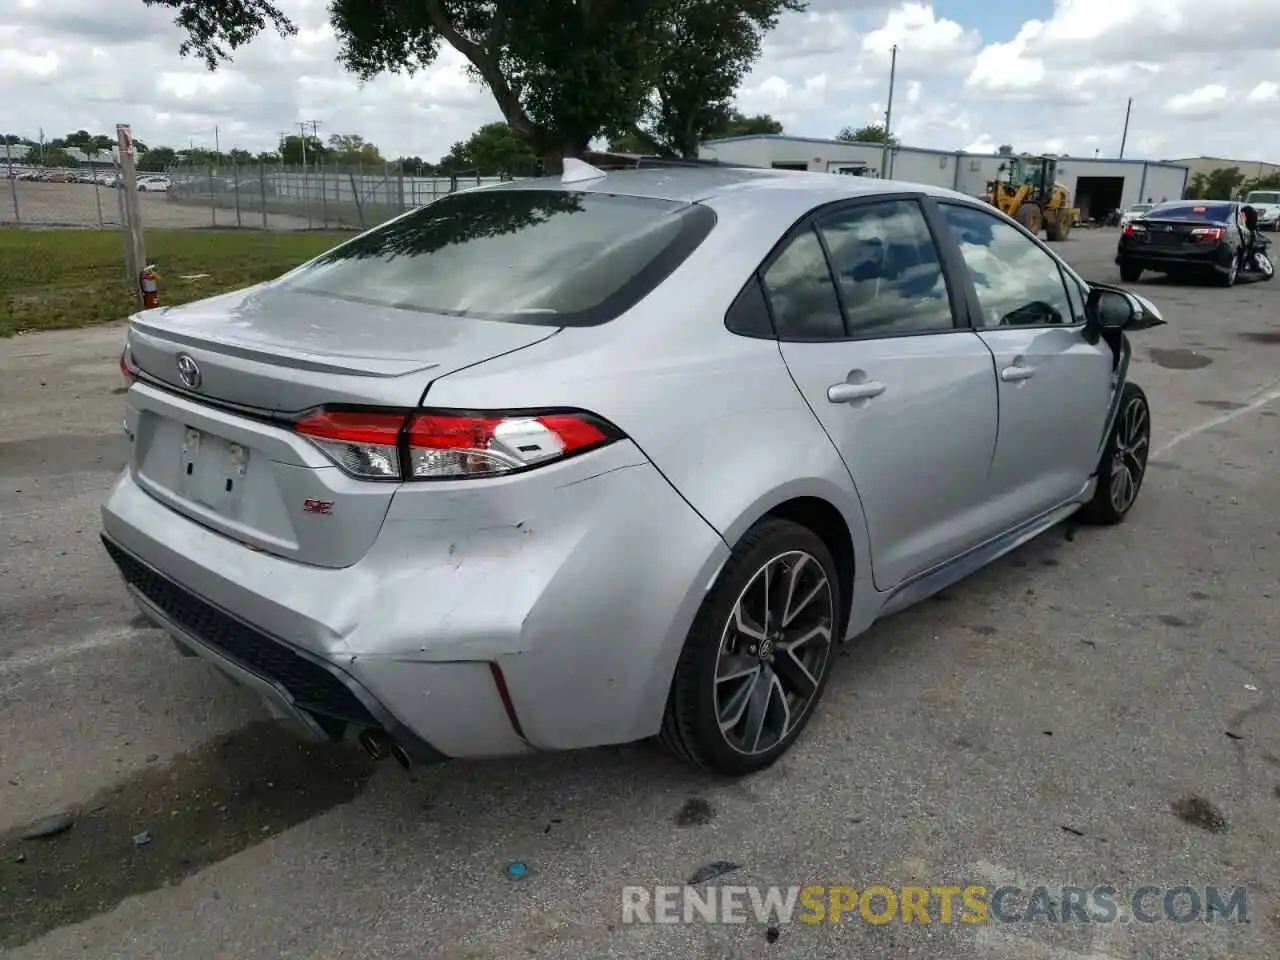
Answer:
1000, 364, 1036, 382
828, 380, 886, 403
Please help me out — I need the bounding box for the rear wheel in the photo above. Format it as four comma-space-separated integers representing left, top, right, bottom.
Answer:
1078, 382, 1151, 526
1119, 261, 1143, 283
1213, 255, 1239, 287
660, 518, 840, 775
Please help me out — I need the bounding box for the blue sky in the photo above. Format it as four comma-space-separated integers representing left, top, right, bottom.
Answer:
2, 0, 1278, 163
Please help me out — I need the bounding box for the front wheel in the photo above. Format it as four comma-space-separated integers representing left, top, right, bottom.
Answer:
1119, 261, 1142, 283
1078, 382, 1151, 526
660, 518, 840, 775
1252, 251, 1275, 280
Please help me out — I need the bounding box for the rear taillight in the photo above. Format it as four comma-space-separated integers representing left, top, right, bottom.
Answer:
293, 408, 620, 481
120, 346, 137, 385
294, 410, 406, 480
1190, 226, 1224, 242
1122, 223, 1144, 237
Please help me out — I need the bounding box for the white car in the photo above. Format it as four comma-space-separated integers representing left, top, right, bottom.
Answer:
1243, 190, 1280, 231
137, 176, 171, 193
1118, 202, 1153, 228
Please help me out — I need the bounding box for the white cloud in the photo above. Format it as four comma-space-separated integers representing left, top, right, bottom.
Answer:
1, 0, 1278, 165
1165, 84, 1228, 116
1248, 81, 1280, 105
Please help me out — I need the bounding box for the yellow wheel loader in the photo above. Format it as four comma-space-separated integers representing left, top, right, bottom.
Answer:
984, 156, 1080, 241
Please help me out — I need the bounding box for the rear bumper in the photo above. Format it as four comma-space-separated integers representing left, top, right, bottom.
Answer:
101, 444, 730, 757
1116, 244, 1233, 272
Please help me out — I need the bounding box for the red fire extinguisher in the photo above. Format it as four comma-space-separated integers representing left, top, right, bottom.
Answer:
139, 264, 160, 309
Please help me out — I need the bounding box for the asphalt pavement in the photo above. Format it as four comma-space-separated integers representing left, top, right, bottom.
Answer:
2, 228, 1278, 959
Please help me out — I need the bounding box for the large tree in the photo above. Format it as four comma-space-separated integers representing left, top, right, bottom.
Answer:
623, 0, 802, 158
146, 0, 802, 170
608, 109, 782, 155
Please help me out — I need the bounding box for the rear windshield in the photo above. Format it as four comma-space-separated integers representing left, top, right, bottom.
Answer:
280, 188, 716, 325
1146, 202, 1233, 222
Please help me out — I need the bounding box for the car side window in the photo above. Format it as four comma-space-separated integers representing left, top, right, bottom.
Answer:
938, 203, 1075, 328
724, 277, 776, 339
760, 227, 845, 340
816, 199, 956, 336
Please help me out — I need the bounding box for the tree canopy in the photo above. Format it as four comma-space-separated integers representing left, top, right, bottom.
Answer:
836, 123, 897, 146
435, 122, 540, 176
1185, 167, 1246, 201
147, 0, 804, 169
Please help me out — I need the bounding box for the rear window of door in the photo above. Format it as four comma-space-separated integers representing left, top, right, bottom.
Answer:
280, 189, 716, 325
1145, 202, 1234, 222
938, 203, 1075, 328
816, 199, 956, 336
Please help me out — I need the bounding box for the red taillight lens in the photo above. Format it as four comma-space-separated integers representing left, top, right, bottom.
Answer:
119, 346, 136, 384
295, 410, 406, 480
405, 412, 612, 479
293, 408, 617, 481
1122, 223, 1143, 237
1189, 226, 1223, 242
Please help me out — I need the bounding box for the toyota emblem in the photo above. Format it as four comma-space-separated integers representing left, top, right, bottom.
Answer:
175, 353, 202, 389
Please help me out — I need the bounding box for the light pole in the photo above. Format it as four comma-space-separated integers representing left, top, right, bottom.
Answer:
880, 44, 898, 179
1119, 98, 1133, 158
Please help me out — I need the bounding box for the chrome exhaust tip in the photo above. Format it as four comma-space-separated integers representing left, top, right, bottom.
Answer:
357, 728, 393, 761
391, 743, 411, 770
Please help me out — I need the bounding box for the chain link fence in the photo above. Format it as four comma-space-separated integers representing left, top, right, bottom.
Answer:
3, 163, 126, 228
163, 163, 517, 232
2, 151, 530, 337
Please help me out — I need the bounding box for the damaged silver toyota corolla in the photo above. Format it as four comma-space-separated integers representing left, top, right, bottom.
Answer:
103, 160, 1165, 775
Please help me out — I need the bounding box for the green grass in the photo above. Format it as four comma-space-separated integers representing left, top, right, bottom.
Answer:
0, 227, 352, 337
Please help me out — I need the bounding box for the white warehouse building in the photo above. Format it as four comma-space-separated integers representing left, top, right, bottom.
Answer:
698, 135, 1191, 221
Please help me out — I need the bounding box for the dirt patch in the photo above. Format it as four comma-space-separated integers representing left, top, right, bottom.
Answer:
1171, 794, 1227, 833
0, 720, 376, 949
675, 796, 716, 827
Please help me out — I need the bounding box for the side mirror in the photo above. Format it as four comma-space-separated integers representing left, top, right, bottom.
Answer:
1085, 283, 1166, 331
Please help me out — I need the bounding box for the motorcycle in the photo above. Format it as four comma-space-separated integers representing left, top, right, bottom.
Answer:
1240, 206, 1275, 281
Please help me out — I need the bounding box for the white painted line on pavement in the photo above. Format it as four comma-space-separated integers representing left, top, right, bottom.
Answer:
0, 625, 154, 678
1152, 381, 1280, 460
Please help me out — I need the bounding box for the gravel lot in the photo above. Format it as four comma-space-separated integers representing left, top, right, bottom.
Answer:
2, 228, 1278, 959
1, 180, 313, 231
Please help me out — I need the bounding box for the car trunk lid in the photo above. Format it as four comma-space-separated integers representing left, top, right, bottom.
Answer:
122, 284, 560, 568
1131, 217, 1226, 248
127, 284, 560, 413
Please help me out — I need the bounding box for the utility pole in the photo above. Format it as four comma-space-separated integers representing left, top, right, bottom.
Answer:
880, 44, 898, 179
1119, 98, 1133, 159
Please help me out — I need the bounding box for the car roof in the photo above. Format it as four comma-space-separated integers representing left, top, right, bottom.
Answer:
477, 165, 977, 207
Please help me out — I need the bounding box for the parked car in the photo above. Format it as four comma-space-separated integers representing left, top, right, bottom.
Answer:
1116, 198, 1252, 285
1117, 201, 1154, 228
104, 163, 1164, 774
1243, 190, 1280, 231
136, 175, 170, 192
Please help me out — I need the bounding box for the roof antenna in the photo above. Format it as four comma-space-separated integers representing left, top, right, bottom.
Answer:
561, 157, 607, 184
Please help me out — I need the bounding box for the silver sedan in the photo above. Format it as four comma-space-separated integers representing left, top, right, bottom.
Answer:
103, 161, 1164, 775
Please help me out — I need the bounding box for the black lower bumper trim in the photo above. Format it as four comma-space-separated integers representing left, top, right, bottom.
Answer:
101, 534, 447, 764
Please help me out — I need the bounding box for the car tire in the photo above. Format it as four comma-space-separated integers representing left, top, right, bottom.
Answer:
659, 517, 841, 775
1119, 262, 1142, 283
1077, 382, 1151, 526
1213, 255, 1239, 287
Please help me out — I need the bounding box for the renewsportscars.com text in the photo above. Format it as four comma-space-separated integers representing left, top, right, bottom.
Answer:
621, 884, 1250, 925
